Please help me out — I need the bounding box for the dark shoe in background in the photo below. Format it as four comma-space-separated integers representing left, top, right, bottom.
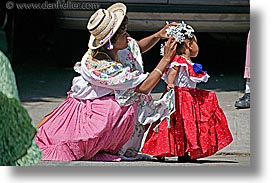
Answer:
235, 93, 250, 109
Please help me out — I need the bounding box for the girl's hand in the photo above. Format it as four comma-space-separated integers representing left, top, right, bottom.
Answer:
158, 22, 180, 39
163, 37, 177, 62
167, 83, 174, 90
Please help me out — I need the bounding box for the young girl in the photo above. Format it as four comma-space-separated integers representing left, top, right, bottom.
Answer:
142, 21, 233, 162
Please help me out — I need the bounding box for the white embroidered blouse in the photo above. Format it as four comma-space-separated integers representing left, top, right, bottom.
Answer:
70, 37, 174, 124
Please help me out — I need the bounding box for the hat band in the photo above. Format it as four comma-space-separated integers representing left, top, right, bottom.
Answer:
90, 11, 112, 37
99, 13, 118, 46
88, 9, 106, 31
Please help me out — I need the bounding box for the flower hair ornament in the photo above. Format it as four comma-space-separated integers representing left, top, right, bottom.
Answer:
160, 21, 206, 74
160, 21, 195, 56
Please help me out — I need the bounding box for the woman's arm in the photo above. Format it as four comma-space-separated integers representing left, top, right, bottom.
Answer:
135, 38, 177, 94
138, 22, 179, 53
137, 32, 160, 54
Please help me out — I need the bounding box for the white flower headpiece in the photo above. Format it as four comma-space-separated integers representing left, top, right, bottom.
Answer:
160, 21, 195, 56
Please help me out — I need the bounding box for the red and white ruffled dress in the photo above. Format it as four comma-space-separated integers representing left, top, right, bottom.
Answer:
142, 55, 233, 160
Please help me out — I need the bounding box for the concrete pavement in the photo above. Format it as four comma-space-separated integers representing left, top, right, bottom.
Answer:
14, 64, 250, 166
35, 154, 250, 167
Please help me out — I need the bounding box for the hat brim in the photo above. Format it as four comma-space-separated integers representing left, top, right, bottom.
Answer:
88, 3, 127, 49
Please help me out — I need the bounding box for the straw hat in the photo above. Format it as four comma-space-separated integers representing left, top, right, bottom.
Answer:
87, 3, 127, 49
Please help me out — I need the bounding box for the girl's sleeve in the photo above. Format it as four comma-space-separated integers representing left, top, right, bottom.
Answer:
170, 55, 188, 68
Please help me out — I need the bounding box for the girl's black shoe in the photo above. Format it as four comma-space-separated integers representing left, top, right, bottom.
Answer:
153, 156, 165, 162
178, 154, 197, 163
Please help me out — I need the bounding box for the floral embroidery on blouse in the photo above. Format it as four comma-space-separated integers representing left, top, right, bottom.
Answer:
114, 38, 149, 106
73, 37, 150, 106
121, 37, 143, 71
84, 56, 142, 86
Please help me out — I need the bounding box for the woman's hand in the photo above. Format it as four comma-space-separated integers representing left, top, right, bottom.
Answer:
135, 37, 176, 94
163, 37, 177, 62
157, 22, 180, 39
138, 21, 179, 53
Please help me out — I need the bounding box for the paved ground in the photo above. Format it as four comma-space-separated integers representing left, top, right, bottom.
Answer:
35, 154, 250, 167
13, 64, 250, 167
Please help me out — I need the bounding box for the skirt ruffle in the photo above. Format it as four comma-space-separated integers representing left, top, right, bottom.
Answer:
35, 95, 137, 161
142, 87, 233, 160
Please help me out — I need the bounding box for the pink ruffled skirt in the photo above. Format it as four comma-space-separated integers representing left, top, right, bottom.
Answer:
34, 95, 137, 161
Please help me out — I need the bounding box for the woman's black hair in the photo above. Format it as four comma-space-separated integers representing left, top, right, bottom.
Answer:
111, 16, 128, 44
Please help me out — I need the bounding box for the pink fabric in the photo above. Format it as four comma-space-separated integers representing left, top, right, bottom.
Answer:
34, 95, 137, 161
244, 31, 250, 79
